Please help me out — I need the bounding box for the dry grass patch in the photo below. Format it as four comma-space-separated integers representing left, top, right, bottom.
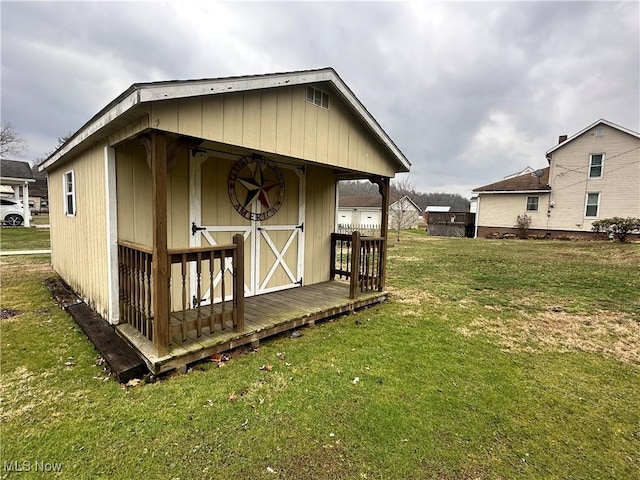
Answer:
458, 310, 640, 365
387, 285, 443, 305
0, 366, 64, 422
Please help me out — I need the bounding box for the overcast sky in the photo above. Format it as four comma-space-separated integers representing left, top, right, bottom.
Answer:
2, 0, 638, 197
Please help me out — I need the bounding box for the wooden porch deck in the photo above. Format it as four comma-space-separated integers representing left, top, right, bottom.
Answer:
117, 281, 387, 374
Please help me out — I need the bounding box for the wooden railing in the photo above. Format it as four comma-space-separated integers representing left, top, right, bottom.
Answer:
330, 231, 385, 299
118, 241, 154, 340
167, 234, 245, 342
117, 234, 245, 350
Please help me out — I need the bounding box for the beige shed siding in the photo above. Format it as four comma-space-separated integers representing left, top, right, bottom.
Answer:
548, 125, 640, 231
149, 85, 398, 177
304, 165, 336, 284
168, 151, 191, 248
115, 142, 190, 249
49, 143, 110, 317
477, 193, 551, 229
115, 142, 153, 245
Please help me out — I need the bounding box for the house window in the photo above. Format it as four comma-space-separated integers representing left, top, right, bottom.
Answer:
585, 192, 600, 218
526, 196, 539, 211
64, 170, 76, 216
589, 154, 604, 178
306, 86, 329, 109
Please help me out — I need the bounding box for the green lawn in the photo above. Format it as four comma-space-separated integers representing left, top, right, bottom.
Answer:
0, 226, 50, 251
1, 232, 638, 479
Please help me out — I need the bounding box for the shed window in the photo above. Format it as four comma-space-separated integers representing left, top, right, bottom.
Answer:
306, 86, 329, 109
585, 192, 600, 218
64, 170, 76, 216
589, 154, 604, 178
526, 196, 539, 211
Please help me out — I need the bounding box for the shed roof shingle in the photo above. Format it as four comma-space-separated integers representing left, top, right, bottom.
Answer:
1, 159, 35, 181
473, 167, 550, 193
338, 195, 382, 208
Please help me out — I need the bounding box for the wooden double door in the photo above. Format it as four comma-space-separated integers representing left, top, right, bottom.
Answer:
189, 153, 305, 304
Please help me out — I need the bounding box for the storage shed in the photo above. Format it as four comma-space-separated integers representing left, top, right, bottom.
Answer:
39, 68, 410, 372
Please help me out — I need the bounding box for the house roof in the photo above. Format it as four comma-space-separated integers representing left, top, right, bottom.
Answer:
339, 195, 382, 208
1, 159, 35, 183
390, 195, 422, 212
473, 167, 550, 193
40, 68, 411, 173
546, 119, 640, 157
425, 205, 451, 212
29, 166, 48, 198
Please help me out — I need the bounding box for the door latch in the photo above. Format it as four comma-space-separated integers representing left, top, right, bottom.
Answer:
192, 222, 206, 236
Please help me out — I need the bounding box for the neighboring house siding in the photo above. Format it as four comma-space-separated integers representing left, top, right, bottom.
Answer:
49, 143, 110, 317
477, 193, 551, 230
149, 85, 399, 178
548, 125, 640, 231
337, 208, 381, 226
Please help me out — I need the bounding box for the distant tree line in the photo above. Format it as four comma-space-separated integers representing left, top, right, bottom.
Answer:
338, 180, 471, 212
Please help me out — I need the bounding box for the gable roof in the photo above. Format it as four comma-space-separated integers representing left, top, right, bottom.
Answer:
1, 159, 35, 183
29, 166, 48, 197
339, 195, 382, 208
546, 118, 640, 157
40, 68, 410, 172
390, 195, 422, 212
473, 167, 550, 193
425, 205, 451, 212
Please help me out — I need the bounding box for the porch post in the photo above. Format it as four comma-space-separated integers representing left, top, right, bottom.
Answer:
379, 177, 390, 291
22, 182, 30, 228
349, 230, 361, 299
232, 233, 245, 332
150, 131, 170, 356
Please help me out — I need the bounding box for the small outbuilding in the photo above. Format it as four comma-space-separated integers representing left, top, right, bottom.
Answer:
39, 68, 410, 372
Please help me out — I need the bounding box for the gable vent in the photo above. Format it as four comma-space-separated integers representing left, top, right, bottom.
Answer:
306, 86, 329, 109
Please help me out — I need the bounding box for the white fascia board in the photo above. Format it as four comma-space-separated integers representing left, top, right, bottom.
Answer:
545, 118, 640, 156
476, 190, 551, 195
39, 90, 140, 171
327, 74, 411, 172
0, 177, 36, 183
138, 70, 335, 102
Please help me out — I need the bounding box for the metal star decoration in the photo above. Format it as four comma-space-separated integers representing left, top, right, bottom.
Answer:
237, 162, 278, 210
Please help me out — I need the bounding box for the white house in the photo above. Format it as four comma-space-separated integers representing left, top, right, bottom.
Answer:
473, 119, 640, 238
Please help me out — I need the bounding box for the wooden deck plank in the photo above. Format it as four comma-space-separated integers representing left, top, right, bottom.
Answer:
117, 281, 387, 374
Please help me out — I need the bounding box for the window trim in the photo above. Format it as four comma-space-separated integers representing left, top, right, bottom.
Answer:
525, 196, 539, 212
63, 170, 76, 217
584, 192, 600, 218
588, 153, 604, 179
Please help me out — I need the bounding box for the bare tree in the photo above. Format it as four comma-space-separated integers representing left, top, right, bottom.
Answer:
0, 121, 27, 158
389, 176, 417, 241
390, 175, 415, 200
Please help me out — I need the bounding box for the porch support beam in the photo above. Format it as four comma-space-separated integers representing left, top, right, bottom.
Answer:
349, 230, 361, 299
232, 233, 245, 332
149, 131, 170, 356
378, 177, 390, 291
368, 175, 390, 291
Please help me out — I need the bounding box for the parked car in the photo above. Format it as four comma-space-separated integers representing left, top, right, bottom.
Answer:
0, 198, 32, 226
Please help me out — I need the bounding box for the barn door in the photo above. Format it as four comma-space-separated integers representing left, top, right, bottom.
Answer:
189, 152, 305, 304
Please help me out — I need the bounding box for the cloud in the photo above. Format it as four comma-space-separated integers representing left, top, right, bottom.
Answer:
1, 0, 638, 196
